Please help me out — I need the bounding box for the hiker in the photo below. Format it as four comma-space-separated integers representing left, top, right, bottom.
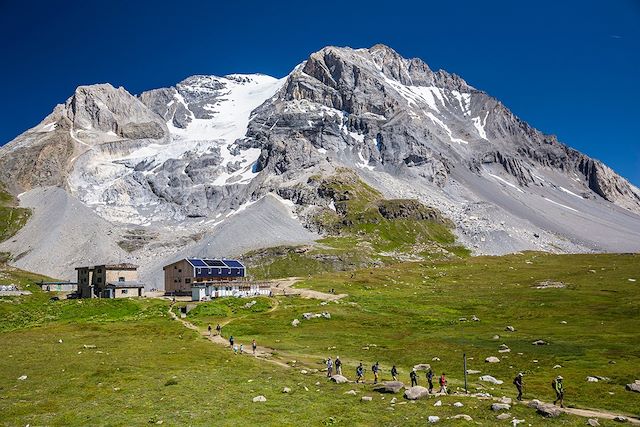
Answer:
553, 376, 564, 407
240, 343, 244, 354
207, 324, 212, 336
427, 369, 434, 393
410, 368, 418, 387
513, 373, 524, 401
356, 363, 364, 383
372, 362, 380, 384
216, 324, 221, 335
439, 372, 447, 394
391, 365, 398, 381
252, 339, 257, 354
327, 357, 334, 377
229, 335, 234, 348
335, 356, 342, 375
233, 344, 238, 354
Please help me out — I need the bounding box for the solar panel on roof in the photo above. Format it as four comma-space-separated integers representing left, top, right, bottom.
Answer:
188, 258, 207, 267
222, 260, 244, 268
203, 259, 226, 267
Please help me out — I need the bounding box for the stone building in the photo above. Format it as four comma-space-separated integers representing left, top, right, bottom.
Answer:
76, 263, 144, 298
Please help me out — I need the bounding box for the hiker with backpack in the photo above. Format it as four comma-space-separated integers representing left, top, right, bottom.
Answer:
391, 365, 398, 381
356, 362, 365, 383
372, 362, 380, 384
513, 373, 524, 401
207, 324, 212, 336
335, 356, 342, 375
553, 376, 565, 407
427, 369, 434, 393
229, 335, 234, 348
252, 339, 257, 354
327, 357, 334, 377
438, 372, 447, 394
410, 368, 418, 387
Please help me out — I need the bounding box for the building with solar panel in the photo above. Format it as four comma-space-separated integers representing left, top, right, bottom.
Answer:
163, 258, 268, 300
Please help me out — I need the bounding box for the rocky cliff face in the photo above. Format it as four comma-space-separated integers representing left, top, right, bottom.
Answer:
1, 44, 640, 282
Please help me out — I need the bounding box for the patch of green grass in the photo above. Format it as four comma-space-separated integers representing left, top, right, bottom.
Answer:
194, 253, 640, 418
0, 183, 31, 243
1, 254, 636, 425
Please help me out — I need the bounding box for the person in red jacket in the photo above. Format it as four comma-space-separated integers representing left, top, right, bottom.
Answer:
439, 372, 447, 394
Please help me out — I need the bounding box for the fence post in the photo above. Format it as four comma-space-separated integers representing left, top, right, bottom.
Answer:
463, 353, 468, 394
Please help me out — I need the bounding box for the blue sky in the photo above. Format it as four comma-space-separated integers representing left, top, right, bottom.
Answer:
1, 0, 638, 185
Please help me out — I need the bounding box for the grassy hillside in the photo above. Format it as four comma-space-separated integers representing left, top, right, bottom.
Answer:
1, 254, 638, 425
246, 170, 468, 279
0, 183, 30, 243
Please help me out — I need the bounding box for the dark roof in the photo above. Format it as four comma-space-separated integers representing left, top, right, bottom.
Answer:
184, 258, 245, 269
105, 281, 145, 288
75, 263, 139, 271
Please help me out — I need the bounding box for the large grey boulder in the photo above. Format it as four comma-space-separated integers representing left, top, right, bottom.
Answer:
480, 375, 503, 385
491, 403, 511, 411
404, 386, 430, 400
528, 399, 562, 417
625, 380, 640, 393
374, 381, 405, 394
485, 356, 500, 363
413, 363, 431, 371
330, 375, 349, 384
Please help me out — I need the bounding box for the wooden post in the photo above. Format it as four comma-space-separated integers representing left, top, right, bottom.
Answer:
463, 353, 468, 394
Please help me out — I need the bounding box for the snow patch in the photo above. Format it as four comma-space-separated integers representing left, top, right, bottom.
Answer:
451, 90, 471, 116
559, 187, 583, 199
472, 112, 489, 140
543, 197, 580, 213
425, 112, 469, 145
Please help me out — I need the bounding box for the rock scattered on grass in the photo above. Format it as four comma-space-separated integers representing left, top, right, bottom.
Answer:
432, 357, 440, 361
491, 403, 511, 411
453, 402, 463, 407
390, 397, 397, 404
492, 335, 500, 340
427, 415, 440, 423
452, 414, 473, 421
466, 369, 481, 374
374, 381, 404, 394
480, 375, 503, 385
496, 413, 511, 420
330, 375, 349, 384
291, 319, 300, 327
505, 326, 516, 332
485, 356, 500, 363
532, 339, 548, 346
17, 375, 27, 381
361, 396, 372, 402
344, 390, 357, 395
413, 364, 431, 371
252, 395, 266, 403
553, 365, 562, 369
587, 419, 600, 426
528, 399, 561, 417
434, 400, 442, 407
625, 380, 640, 393
472, 315, 480, 321
404, 386, 429, 400
613, 416, 627, 422
282, 387, 291, 393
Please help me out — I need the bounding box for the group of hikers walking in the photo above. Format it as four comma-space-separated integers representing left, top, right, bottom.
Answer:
327, 358, 566, 407
212, 324, 259, 356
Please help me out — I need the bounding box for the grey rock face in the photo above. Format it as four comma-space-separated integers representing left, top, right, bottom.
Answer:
1, 43, 640, 278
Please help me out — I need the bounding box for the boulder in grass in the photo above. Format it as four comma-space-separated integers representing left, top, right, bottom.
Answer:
613, 416, 627, 423
532, 339, 548, 346
404, 386, 430, 400
330, 375, 349, 384
291, 319, 300, 327
625, 380, 640, 393
453, 415, 473, 421
413, 364, 431, 371
480, 375, 504, 385
252, 395, 267, 403
374, 381, 405, 394
282, 387, 291, 393
344, 390, 357, 395
453, 402, 464, 407
528, 399, 562, 417
485, 356, 500, 363
428, 416, 440, 423
505, 326, 516, 332
496, 413, 511, 420
491, 403, 511, 411
361, 396, 372, 402
587, 419, 600, 426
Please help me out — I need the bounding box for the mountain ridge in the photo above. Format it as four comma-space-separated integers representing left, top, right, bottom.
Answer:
1, 44, 639, 284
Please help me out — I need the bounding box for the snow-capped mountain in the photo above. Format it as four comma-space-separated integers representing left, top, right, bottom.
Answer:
1, 44, 639, 285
